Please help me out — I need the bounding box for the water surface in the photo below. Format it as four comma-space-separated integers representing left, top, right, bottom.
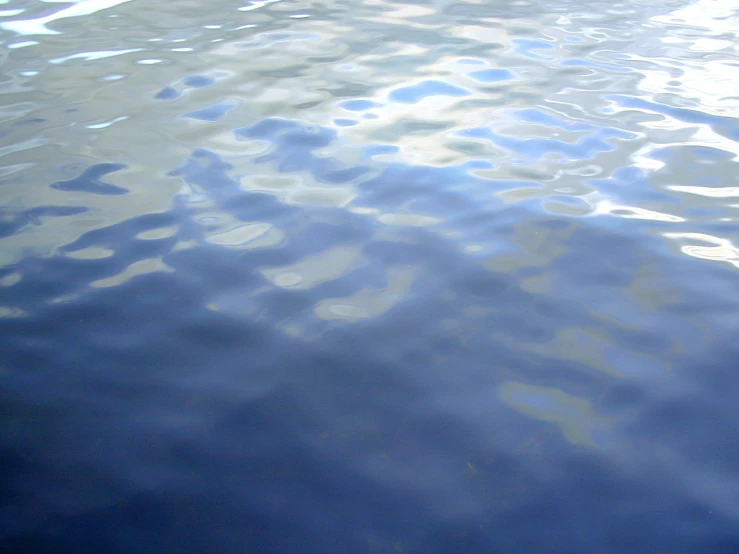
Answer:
2, 0, 739, 552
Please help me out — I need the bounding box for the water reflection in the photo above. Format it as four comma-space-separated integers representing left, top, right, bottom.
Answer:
2, 0, 739, 551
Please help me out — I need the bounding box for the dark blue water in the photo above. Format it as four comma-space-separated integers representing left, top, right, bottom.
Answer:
2, 0, 739, 552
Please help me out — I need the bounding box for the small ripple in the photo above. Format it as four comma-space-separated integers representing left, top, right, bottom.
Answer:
664, 232, 739, 269
498, 381, 612, 448
0, 0, 135, 35
204, 221, 283, 249
90, 257, 173, 288
262, 245, 365, 291
51, 163, 128, 195
314, 266, 417, 322
607, 94, 739, 141
183, 101, 237, 122
49, 48, 143, 65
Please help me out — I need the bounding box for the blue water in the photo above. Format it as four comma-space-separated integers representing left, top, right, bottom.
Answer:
2, 0, 739, 552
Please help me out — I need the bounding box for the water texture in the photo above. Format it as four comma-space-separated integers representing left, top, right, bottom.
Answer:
1, 0, 739, 552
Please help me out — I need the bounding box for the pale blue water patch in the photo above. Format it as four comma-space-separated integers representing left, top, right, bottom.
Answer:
156, 74, 223, 100
467, 68, 515, 83
363, 144, 399, 158
388, 80, 471, 104
155, 86, 180, 100
338, 99, 382, 111
182, 75, 216, 88
512, 38, 555, 59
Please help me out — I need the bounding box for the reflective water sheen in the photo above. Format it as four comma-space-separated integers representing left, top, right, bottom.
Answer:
2, 0, 739, 552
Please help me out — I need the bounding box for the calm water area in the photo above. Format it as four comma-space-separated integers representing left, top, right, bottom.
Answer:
1, 0, 739, 552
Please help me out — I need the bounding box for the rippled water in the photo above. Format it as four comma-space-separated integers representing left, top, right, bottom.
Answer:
2, 0, 739, 551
